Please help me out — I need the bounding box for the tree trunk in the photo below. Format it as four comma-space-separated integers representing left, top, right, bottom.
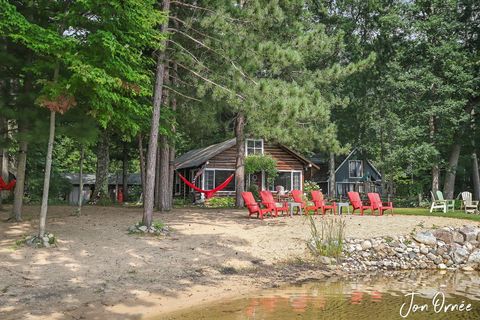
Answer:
429, 115, 439, 192
77, 144, 85, 215
94, 129, 110, 201
431, 165, 440, 193
473, 150, 480, 201
122, 142, 128, 202
328, 152, 336, 198
235, 112, 246, 208
138, 133, 146, 201
443, 142, 461, 199
38, 110, 56, 237
168, 62, 178, 210
154, 145, 161, 209
11, 125, 27, 221
143, 0, 170, 228
158, 67, 171, 211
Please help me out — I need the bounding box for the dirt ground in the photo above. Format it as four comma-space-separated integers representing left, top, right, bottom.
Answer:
0, 205, 478, 320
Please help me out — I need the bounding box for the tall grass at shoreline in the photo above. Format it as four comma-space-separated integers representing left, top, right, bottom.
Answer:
307, 215, 346, 258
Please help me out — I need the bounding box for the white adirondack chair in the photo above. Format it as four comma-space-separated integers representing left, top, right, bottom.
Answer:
430, 191, 446, 213
436, 191, 455, 212
459, 191, 479, 214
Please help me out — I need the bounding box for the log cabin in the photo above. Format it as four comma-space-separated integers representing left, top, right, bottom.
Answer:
174, 138, 319, 199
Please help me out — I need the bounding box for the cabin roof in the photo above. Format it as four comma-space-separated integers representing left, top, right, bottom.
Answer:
174, 138, 319, 170
63, 173, 142, 185
175, 138, 237, 169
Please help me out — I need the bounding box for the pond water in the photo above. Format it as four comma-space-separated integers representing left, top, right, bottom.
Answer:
161, 271, 480, 320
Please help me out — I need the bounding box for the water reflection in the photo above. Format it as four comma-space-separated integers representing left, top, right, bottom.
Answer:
162, 271, 480, 319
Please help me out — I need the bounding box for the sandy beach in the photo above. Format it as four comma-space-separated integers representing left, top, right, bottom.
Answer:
1, 205, 477, 319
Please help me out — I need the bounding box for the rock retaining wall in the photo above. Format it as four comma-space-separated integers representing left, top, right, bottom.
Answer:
342, 226, 480, 272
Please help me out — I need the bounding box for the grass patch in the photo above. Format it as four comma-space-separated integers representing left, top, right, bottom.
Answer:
393, 207, 480, 222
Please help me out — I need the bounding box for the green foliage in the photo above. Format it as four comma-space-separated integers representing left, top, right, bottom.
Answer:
247, 184, 260, 201
205, 197, 235, 208
244, 154, 278, 183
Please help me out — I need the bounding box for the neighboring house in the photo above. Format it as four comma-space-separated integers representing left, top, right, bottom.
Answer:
174, 138, 319, 198
310, 149, 382, 197
63, 173, 142, 205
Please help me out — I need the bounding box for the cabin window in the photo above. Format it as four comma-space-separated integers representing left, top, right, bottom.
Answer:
269, 171, 302, 191
349, 160, 363, 178
203, 169, 235, 191
246, 139, 264, 155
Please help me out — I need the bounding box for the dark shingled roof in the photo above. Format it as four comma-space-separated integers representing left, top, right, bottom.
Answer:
174, 138, 236, 169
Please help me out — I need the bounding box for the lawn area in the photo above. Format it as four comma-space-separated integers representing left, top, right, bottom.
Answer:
393, 207, 480, 222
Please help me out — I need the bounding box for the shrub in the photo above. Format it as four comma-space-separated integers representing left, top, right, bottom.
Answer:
205, 197, 235, 208
247, 184, 260, 201
245, 154, 278, 183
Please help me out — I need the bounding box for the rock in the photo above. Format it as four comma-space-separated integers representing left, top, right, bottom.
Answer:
420, 246, 429, 254
319, 256, 333, 265
434, 257, 442, 265
462, 265, 475, 271
433, 229, 453, 244
446, 260, 454, 267
453, 231, 465, 244
468, 249, 480, 264
459, 226, 479, 242
413, 231, 437, 246
427, 252, 437, 261
361, 240, 372, 250
395, 247, 405, 253
355, 244, 363, 251
438, 263, 447, 270
139, 225, 148, 232
453, 247, 469, 264
466, 242, 474, 251
413, 248, 420, 253
408, 252, 416, 260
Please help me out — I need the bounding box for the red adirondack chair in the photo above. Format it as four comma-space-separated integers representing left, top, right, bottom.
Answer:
367, 192, 393, 215
311, 190, 336, 215
347, 191, 372, 215
260, 190, 288, 217
291, 190, 308, 214
242, 192, 274, 219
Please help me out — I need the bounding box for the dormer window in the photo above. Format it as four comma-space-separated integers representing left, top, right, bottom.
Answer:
246, 139, 264, 155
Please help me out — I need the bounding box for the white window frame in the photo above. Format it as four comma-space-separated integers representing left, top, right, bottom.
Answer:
202, 168, 236, 193
245, 139, 264, 156
268, 170, 303, 192
349, 160, 363, 178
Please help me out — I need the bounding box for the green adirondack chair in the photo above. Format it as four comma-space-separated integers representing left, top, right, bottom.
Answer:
436, 191, 455, 212
430, 191, 446, 213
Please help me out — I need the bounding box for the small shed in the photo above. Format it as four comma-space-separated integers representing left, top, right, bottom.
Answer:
63, 173, 142, 205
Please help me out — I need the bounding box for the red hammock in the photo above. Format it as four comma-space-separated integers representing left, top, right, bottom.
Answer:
0, 177, 16, 191
178, 173, 234, 199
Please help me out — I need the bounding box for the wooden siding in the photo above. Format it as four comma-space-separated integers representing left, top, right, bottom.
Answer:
207, 142, 305, 171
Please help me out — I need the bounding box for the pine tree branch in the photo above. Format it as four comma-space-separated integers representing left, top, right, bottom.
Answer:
163, 84, 201, 102
170, 1, 249, 23
175, 61, 245, 101
169, 28, 257, 85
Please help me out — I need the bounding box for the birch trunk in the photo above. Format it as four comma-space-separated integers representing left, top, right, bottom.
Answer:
158, 67, 171, 211
38, 110, 56, 237
143, 0, 170, 227
235, 112, 246, 207
168, 62, 178, 210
